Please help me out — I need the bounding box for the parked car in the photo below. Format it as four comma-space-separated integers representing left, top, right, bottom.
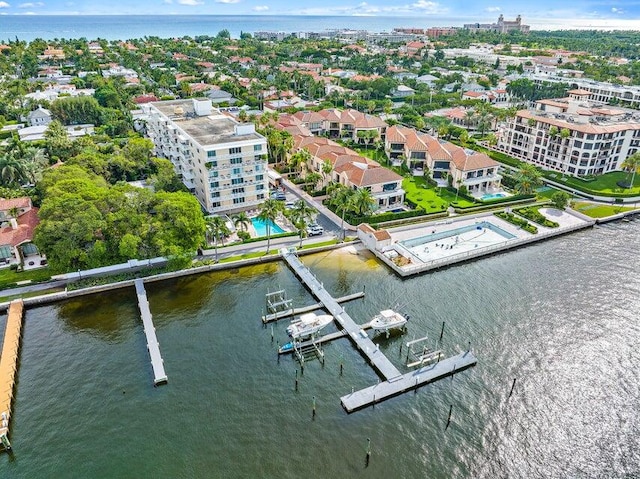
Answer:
285, 201, 296, 209
307, 225, 324, 236
271, 191, 286, 201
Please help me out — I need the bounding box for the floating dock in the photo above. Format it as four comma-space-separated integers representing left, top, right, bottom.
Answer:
0, 299, 24, 450
134, 279, 167, 385
340, 351, 477, 413
280, 248, 401, 380
262, 291, 365, 323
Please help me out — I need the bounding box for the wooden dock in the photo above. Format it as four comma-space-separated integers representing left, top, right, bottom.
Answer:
340, 351, 477, 413
134, 279, 167, 385
262, 291, 365, 323
0, 299, 24, 449
280, 249, 401, 380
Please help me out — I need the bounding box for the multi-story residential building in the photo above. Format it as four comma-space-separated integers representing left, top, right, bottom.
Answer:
527, 73, 640, 108
497, 95, 640, 176
385, 125, 502, 196
293, 135, 405, 211
292, 108, 387, 144
143, 98, 269, 214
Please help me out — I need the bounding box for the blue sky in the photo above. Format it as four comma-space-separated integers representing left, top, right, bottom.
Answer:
0, 0, 637, 27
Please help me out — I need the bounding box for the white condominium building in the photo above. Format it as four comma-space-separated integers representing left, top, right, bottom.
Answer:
498, 93, 640, 177
143, 98, 268, 214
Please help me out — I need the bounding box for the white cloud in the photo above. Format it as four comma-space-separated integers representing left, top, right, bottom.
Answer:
215, 0, 240, 3
252, 5, 268, 11
611, 7, 623, 14
294, 0, 446, 15
0, 1, 10, 7
163, 0, 173, 3
485, 6, 501, 13
177, 0, 203, 5
18, 2, 44, 7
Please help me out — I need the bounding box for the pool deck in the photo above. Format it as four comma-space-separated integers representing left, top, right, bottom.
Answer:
366, 208, 595, 277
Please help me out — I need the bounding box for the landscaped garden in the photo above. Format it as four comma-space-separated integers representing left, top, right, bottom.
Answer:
403, 176, 475, 211
495, 211, 538, 234
543, 171, 640, 197
514, 206, 560, 228
571, 201, 638, 219
0, 266, 52, 290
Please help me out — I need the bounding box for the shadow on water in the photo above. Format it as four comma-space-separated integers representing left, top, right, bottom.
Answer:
55, 288, 139, 341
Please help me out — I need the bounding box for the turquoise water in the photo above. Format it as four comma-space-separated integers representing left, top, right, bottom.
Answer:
401, 221, 516, 248
2, 222, 640, 477
481, 192, 509, 201
252, 217, 285, 236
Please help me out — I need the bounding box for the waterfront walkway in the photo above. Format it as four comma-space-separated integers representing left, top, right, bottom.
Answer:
134, 279, 167, 385
0, 299, 24, 447
280, 248, 401, 380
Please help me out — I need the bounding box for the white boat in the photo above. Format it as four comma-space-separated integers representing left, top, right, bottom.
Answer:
286, 313, 334, 339
370, 310, 408, 333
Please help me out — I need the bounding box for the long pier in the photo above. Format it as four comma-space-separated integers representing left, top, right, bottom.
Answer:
0, 299, 24, 449
262, 291, 365, 323
134, 279, 167, 385
340, 350, 477, 412
280, 248, 401, 380
279, 248, 477, 412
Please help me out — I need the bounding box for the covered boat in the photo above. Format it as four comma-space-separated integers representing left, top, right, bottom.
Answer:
370, 310, 408, 333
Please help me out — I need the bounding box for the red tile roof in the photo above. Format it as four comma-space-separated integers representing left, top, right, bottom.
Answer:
0, 197, 31, 211
0, 208, 39, 248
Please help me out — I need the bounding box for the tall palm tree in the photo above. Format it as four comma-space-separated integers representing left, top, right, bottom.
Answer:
328, 183, 355, 240
621, 152, 640, 189
515, 164, 542, 194
351, 187, 376, 217
0, 154, 27, 187
289, 200, 317, 248
321, 160, 333, 186
257, 198, 284, 254
232, 211, 251, 233
205, 216, 230, 262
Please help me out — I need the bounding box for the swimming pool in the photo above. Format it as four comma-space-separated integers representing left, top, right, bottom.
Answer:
481, 192, 509, 201
252, 217, 285, 236
400, 221, 515, 248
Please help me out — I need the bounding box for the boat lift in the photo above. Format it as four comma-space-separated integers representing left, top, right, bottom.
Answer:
404, 336, 443, 368
265, 289, 293, 315
282, 335, 325, 366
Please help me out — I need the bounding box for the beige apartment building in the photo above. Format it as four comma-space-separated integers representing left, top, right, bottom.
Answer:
498, 92, 640, 176
143, 98, 268, 213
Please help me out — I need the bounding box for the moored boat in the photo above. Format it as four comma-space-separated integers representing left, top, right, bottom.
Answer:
286, 313, 334, 339
370, 310, 408, 333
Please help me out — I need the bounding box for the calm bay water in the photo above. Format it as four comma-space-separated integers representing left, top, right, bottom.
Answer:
2, 221, 640, 477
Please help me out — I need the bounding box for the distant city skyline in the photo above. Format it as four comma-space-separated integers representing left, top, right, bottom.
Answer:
0, 0, 637, 30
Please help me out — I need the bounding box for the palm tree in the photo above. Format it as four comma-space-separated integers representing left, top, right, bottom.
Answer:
232, 211, 251, 233
321, 160, 333, 186
515, 164, 543, 194
205, 216, 230, 262
352, 187, 376, 217
257, 198, 284, 254
304, 171, 322, 191
621, 152, 640, 189
0, 154, 27, 187
289, 200, 317, 248
21, 147, 49, 184
328, 183, 355, 241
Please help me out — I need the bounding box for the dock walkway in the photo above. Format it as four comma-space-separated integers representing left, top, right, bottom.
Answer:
134, 279, 167, 385
262, 291, 365, 323
280, 249, 401, 380
341, 351, 477, 412
0, 299, 24, 446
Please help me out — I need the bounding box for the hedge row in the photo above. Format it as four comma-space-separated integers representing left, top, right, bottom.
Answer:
495, 211, 538, 234
346, 207, 428, 225
514, 207, 559, 228
233, 231, 298, 245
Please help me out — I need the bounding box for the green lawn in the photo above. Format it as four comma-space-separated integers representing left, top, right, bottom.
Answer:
545, 171, 640, 197
535, 186, 564, 200
571, 201, 638, 219
403, 176, 476, 210
0, 266, 52, 289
